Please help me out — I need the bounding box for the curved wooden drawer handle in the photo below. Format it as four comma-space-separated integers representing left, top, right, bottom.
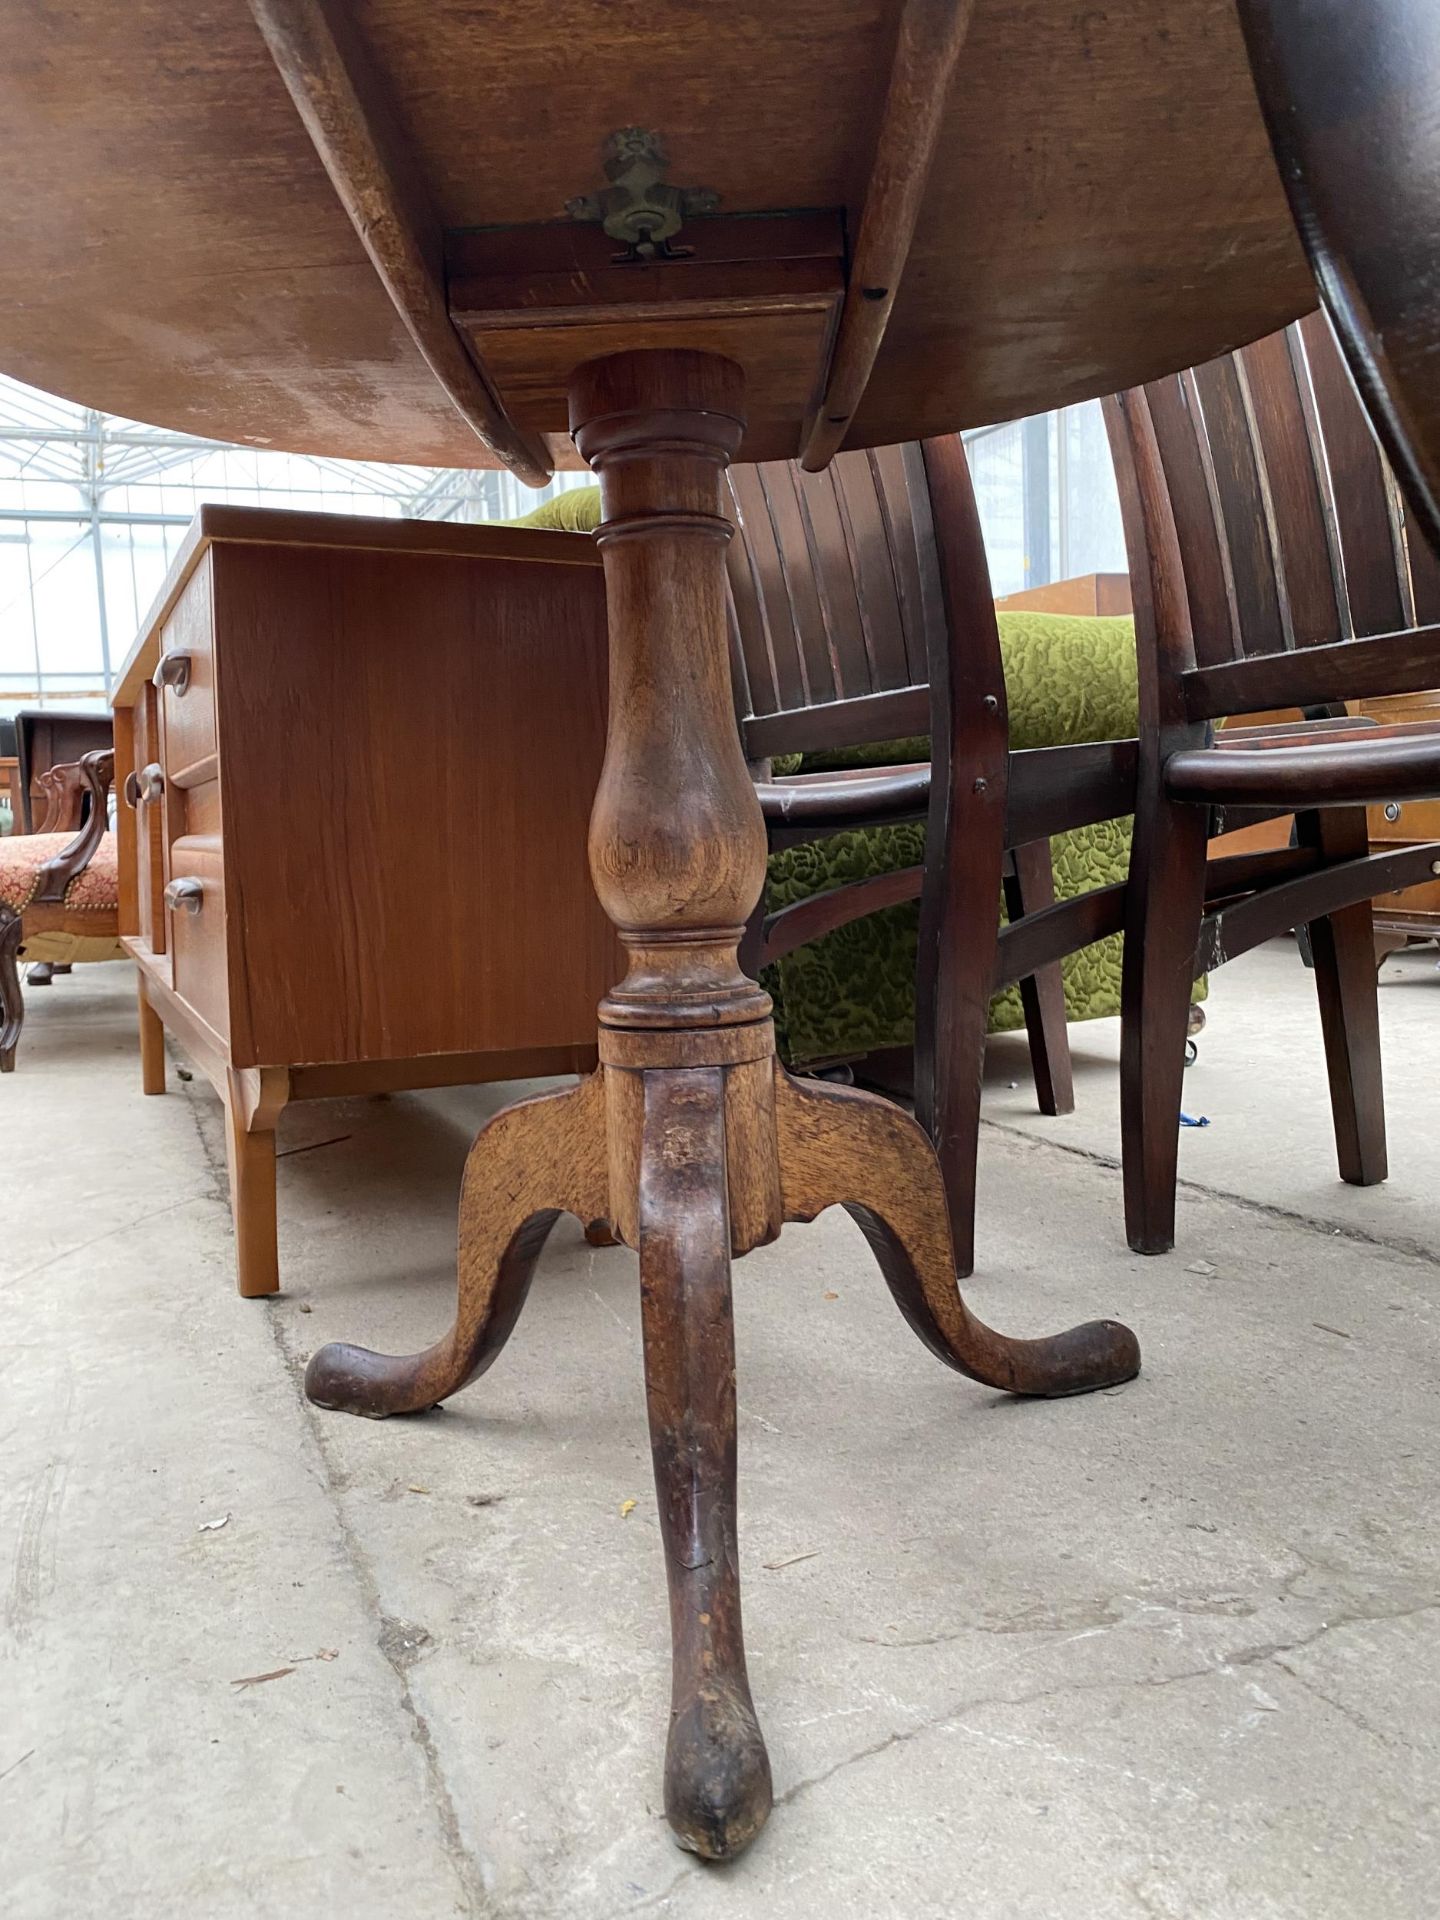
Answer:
163, 876, 204, 916
137, 763, 166, 803
123, 770, 141, 809
154, 652, 192, 696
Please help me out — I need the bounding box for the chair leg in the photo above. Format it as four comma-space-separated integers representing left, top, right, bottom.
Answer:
28, 960, 55, 987
1120, 798, 1210, 1255
0, 908, 23, 1072
138, 981, 166, 1095
1297, 808, 1387, 1187
914, 846, 1002, 1282
1004, 839, 1075, 1116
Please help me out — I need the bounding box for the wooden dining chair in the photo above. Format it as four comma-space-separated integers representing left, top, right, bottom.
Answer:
727, 439, 1139, 1274
1106, 313, 1440, 1256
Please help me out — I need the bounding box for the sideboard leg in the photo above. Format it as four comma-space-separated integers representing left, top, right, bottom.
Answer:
224, 1090, 279, 1299
138, 980, 166, 1095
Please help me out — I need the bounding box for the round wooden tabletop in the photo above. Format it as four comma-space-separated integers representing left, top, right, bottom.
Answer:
0, 1, 1314, 468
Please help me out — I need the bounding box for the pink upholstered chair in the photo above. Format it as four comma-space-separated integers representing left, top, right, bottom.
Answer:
0, 749, 123, 1070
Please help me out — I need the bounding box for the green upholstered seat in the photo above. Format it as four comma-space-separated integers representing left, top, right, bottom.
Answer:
765, 613, 1144, 1066
503, 485, 1196, 1068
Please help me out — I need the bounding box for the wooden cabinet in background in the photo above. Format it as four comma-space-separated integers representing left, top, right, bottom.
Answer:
994, 571, 1133, 618
1363, 688, 1440, 954
112, 506, 620, 1296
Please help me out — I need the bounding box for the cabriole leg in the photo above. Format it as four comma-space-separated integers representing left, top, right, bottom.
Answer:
639, 1068, 771, 1860
305, 1073, 608, 1414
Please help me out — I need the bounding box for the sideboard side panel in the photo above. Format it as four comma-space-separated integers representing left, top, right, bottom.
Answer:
212, 540, 617, 1068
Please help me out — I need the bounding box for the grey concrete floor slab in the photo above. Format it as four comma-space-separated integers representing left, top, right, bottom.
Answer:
982, 936, 1440, 1261
3, 950, 1439, 1919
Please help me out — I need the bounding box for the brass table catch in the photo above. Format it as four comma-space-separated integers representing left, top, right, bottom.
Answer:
565, 128, 718, 261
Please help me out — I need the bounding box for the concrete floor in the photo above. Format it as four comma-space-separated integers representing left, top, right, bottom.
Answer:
3, 941, 1439, 1918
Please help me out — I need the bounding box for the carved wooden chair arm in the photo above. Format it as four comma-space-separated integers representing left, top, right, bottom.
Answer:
33, 762, 87, 835
32, 749, 116, 906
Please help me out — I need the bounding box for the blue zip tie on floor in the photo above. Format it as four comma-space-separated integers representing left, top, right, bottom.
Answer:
1180, 1111, 1210, 1128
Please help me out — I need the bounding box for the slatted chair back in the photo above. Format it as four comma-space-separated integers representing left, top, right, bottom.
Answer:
1147, 316, 1433, 664
725, 446, 940, 762
1115, 315, 1440, 726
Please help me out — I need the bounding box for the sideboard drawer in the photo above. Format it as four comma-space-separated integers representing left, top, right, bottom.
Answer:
158, 551, 217, 776
1367, 796, 1440, 847
165, 836, 228, 1041
131, 688, 169, 962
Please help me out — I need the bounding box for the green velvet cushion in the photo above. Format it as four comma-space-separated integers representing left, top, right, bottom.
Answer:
764, 817, 1154, 1068
790, 610, 1138, 772
506, 486, 603, 533
763, 613, 1202, 1069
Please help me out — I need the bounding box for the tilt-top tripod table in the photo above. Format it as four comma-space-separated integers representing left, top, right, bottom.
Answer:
2, 0, 1325, 1860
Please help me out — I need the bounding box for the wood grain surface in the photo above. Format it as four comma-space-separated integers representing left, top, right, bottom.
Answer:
0, 1, 1312, 466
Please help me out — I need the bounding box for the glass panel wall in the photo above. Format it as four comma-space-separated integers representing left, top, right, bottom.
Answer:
0, 374, 591, 723
964, 398, 1126, 599
0, 373, 1127, 731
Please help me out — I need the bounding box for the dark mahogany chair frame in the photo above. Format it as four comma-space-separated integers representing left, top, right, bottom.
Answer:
1106, 313, 1440, 1255
724, 440, 1138, 1275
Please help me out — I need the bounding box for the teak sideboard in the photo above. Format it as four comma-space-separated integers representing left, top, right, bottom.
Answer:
112, 507, 619, 1296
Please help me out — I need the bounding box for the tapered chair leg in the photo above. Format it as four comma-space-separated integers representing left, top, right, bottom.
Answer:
914, 752, 1005, 1284
918, 957, 991, 1281
1120, 799, 1210, 1255
1298, 807, 1387, 1186
1005, 839, 1075, 1116
639, 1069, 772, 1861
